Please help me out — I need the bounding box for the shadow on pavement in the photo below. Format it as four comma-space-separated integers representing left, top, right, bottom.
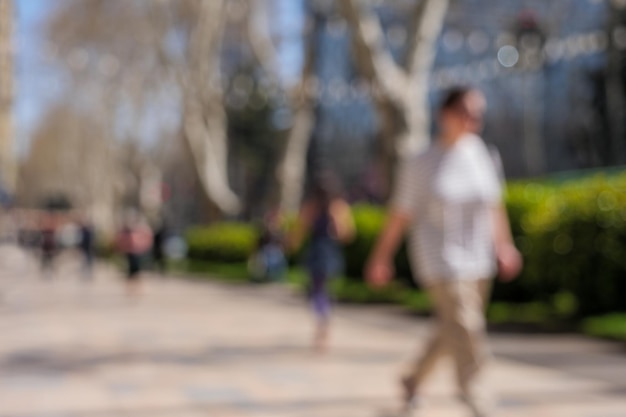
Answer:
0, 344, 399, 375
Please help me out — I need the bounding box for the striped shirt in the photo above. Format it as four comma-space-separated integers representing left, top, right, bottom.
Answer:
391, 133, 502, 285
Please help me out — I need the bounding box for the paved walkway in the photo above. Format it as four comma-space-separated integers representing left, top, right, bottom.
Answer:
0, 245, 625, 417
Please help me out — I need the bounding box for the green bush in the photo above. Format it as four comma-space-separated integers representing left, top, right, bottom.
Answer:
182, 171, 626, 319
514, 174, 626, 317
345, 173, 626, 317
186, 222, 258, 263
491, 182, 553, 303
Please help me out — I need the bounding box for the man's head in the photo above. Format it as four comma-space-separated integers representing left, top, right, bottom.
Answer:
439, 86, 487, 138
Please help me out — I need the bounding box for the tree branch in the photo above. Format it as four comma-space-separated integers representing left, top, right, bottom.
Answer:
339, 0, 408, 105
405, 0, 450, 76
278, 16, 317, 214
245, 0, 281, 87
183, 0, 240, 215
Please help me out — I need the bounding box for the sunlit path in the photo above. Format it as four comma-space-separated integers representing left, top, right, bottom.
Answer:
0, 246, 624, 417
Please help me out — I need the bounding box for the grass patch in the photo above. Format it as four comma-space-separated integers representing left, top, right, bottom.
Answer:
399, 291, 432, 315
161, 260, 605, 338
582, 314, 626, 341
332, 280, 406, 304
285, 268, 308, 289
170, 259, 251, 283
487, 301, 552, 324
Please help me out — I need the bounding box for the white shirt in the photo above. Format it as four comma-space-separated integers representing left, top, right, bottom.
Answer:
391, 133, 503, 285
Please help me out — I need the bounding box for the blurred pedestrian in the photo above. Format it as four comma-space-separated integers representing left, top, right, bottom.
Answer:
152, 218, 168, 274
39, 212, 58, 279
366, 87, 522, 417
116, 212, 153, 296
78, 215, 96, 280
249, 209, 287, 282
289, 173, 355, 354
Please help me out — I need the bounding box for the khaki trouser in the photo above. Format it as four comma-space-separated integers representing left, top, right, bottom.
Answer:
406, 279, 493, 417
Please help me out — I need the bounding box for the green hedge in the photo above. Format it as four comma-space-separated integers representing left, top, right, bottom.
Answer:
345, 174, 626, 317
186, 222, 258, 263
171, 259, 252, 283
184, 172, 626, 318
510, 174, 626, 317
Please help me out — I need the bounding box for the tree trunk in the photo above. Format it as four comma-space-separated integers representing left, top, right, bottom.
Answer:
0, 0, 14, 192
340, 0, 449, 200
242, 0, 318, 214
606, 4, 626, 165
277, 16, 318, 214
183, 0, 240, 216
279, 92, 316, 214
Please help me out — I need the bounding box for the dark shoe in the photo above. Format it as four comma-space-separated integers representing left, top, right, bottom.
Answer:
400, 376, 420, 412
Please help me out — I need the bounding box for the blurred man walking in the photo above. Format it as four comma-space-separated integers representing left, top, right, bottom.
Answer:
366, 87, 522, 417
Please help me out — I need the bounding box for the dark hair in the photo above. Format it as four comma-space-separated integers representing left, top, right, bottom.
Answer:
440, 86, 475, 112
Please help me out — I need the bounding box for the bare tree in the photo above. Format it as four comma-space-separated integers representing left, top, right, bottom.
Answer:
18, 104, 118, 229
241, 0, 319, 213
0, 0, 14, 191
47, 0, 241, 215
47, 0, 318, 216
340, 0, 449, 197
605, 1, 626, 165
46, 0, 175, 227
178, 0, 240, 215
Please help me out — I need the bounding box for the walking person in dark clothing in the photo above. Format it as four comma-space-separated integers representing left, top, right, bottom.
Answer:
116, 213, 153, 297
78, 216, 96, 280
39, 212, 58, 279
250, 210, 287, 282
289, 174, 355, 353
152, 220, 168, 274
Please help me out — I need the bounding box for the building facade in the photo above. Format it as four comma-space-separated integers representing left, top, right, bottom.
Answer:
307, 0, 613, 193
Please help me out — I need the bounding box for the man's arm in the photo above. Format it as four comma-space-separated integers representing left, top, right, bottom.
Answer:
365, 210, 411, 288
492, 204, 522, 282
367, 154, 420, 287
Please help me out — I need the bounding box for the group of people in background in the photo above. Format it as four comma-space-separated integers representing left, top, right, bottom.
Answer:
23, 210, 97, 280
10, 208, 170, 297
